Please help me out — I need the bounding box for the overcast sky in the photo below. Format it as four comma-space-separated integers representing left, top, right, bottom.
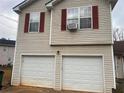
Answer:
0, 0, 123, 40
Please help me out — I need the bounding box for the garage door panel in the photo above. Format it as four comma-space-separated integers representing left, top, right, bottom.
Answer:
63, 84, 103, 93
64, 74, 103, 81
63, 56, 103, 92
64, 82, 103, 88
22, 70, 53, 73
21, 71, 53, 77
64, 79, 103, 85
63, 70, 102, 74
22, 80, 52, 88
22, 65, 52, 69
21, 56, 54, 88
22, 74, 53, 79
22, 78, 53, 82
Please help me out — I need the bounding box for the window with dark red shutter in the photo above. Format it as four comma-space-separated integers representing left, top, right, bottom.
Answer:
39, 12, 45, 32
92, 6, 99, 29
61, 9, 67, 31
24, 13, 30, 33
29, 12, 40, 32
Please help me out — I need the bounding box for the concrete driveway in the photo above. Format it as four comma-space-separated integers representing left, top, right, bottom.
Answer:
0, 86, 91, 93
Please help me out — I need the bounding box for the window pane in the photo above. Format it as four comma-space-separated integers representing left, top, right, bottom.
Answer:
67, 19, 78, 24
29, 12, 40, 32
67, 8, 78, 19
29, 22, 39, 32
30, 12, 40, 22
80, 18, 91, 29
80, 7, 91, 18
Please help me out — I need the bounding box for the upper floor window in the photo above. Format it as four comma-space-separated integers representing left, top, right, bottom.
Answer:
29, 12, 40, 32
67, 8, 78, 27
67, 6, 92, 29
24, 12, 45, 33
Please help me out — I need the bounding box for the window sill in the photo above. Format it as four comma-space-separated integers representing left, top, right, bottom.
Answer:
26, 32, 40, 33
66, 28, 94, 32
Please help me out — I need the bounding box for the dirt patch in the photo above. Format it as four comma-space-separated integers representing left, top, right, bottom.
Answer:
1, 86, 94, 93
114, 79, 124, 93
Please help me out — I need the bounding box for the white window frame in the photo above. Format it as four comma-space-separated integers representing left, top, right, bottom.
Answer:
28, 12, 40, 33
67, 6, 93, 30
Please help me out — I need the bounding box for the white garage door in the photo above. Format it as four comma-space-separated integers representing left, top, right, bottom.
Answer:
63, 56, 104, 92
21, 56, 54, 88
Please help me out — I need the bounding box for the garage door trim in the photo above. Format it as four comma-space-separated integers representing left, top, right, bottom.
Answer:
61, 54, 105, 93
19, 53, 55, 88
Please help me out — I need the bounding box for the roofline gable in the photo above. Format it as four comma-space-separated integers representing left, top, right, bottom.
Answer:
45, 0, 118, 10
13, 0, 38, 14
45, 0, 62, 10
13, 0, 118, 14
0, 39, 15, 47
109, 0, 118, 9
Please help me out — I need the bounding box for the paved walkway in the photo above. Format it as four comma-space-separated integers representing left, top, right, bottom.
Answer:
0, 86, 91, 93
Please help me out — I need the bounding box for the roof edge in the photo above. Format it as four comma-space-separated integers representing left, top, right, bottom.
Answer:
45, 0, 63, 10
109, 0, 118, 9
45, 0, 118, 10
13, 0, 37, 14
13, 0, 118, 14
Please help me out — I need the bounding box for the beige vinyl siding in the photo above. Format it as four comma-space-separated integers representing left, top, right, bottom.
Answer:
11, 0, 114, 93
50, 0, 112, 45
12, 44, 114, 93
0, 46, 15, 65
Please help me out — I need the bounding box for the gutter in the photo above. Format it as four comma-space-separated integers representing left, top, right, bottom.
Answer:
13, 0, 118, 13
109, 0, 118, 9
13, 0, 37, 14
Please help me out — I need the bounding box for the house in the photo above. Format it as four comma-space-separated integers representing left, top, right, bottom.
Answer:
114, 41, 124, 79
11, 0, 118, 93
0, 38, 15, 65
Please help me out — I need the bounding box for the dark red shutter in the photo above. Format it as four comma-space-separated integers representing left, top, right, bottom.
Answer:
39, 12, 45, 32
61, 9, 67, 31
24, 13, 30, 33
92, 6, 99, 29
